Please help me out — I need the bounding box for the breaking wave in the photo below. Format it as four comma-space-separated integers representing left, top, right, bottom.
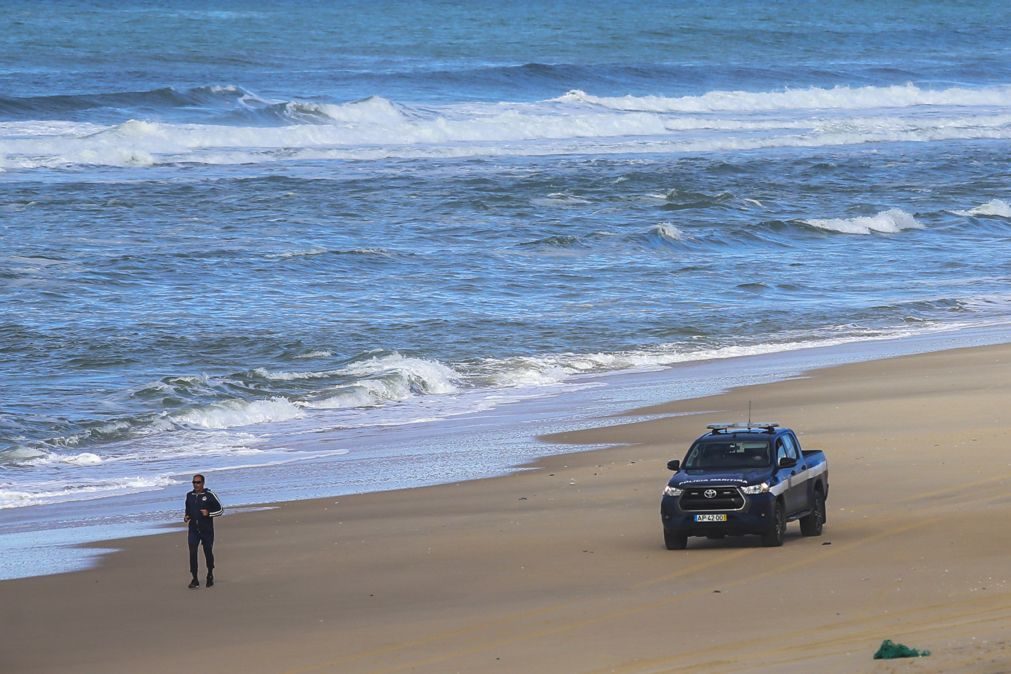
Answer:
173, 397, 305, 430
952, 199, 1011, 218
0, 85, 255, 121
645, 222, 687, 245
5, 83, 1011, 169
555, 83, 1011, 113
803, 208, 924, 235
0, 475, 178, 509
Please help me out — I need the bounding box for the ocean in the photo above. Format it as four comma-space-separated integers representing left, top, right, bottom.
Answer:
2, 0, 1010, 578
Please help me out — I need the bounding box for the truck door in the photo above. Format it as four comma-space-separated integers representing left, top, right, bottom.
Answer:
776, 435, 806, 514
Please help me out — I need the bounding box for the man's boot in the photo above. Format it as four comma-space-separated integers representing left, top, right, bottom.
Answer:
188, 576, 200, 589
206, 572, 214, 588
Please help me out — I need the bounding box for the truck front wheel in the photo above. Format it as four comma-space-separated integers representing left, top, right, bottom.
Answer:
800, 489, 825, 536
761, 501, 786, 547
664, 529, 688, 550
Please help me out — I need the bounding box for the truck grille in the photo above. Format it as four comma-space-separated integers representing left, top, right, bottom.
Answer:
679, 486, 745, 511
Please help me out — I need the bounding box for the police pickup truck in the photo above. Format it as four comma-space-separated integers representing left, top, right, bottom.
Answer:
660, 423, 828, 549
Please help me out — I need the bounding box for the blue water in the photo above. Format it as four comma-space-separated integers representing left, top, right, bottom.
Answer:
2, 0, 1011, 575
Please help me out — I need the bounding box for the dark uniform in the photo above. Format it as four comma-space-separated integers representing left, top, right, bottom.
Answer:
185, 488, 223, 581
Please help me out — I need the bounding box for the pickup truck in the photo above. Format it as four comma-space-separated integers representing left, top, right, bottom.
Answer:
660, 423, 828, 549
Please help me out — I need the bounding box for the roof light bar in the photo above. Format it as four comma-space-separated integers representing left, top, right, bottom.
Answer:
706, 422, 779, 433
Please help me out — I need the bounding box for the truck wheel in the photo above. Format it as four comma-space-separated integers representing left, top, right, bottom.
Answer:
800, 489, 825, 536
761, 501, 786, 547
664, 530, 688, 550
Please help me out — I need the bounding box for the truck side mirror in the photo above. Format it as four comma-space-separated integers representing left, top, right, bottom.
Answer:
778, 456, 798, 469
667, 459, 680, 471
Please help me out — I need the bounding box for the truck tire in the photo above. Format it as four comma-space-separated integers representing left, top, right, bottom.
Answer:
761, 501, 786, 547
664, 530, 688, 550
800, 488, 825, 536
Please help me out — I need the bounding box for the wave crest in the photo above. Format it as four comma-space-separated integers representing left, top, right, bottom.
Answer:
649, 222, 686, 243
803, 208, 924, 235
952, 199, 1011, 218
340, 353, 461, 395
7, 81, 1011, 169
0, 475, 177, 509
0, 85, 256, 120
302, 353, 462, 410
173, 397, 305, 430
554, 83, 1011, 113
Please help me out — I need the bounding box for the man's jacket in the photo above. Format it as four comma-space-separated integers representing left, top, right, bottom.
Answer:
185, 489, 224, 531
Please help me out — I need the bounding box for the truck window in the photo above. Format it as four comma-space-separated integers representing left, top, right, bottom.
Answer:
685, 440, 770, 469
775, 440, 788, 465
781, 434, 800, 461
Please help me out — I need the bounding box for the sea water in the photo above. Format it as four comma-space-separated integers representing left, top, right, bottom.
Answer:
2, 0, 1010, 578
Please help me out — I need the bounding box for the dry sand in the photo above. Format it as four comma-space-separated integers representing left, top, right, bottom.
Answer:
2, 343, 1011, 673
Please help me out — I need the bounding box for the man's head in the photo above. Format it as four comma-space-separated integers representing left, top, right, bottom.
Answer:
192, 474, 206, 492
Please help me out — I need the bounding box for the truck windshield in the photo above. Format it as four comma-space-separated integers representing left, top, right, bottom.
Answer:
684, 440, 771, 469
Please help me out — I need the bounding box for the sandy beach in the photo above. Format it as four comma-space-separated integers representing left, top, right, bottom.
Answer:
3, 343, 1010, 674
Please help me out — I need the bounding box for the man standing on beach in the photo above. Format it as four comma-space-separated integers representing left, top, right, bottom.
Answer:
184, 474, 223, 589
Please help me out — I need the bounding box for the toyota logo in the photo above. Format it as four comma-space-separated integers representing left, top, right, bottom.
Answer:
703, 489, 717, 499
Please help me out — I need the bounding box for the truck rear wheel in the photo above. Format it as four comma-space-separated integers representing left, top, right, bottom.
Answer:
664, 530, 688, 550
800, 489, 825, 536
761, 501, 786, 547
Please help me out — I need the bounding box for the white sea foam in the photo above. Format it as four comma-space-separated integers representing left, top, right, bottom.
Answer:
652, 222, 686, 242
173, 397, 305, 430
6, 450, 104, 467
804, 208, 924, 235
304, 384, 385, 409
305, 374, 451, 409
0, 446, 48, 465
271, 247, 330, 259
29, 420, 138, 452
0, 475, 178, 509
555, 83, 1011, 113
52, 452, 103, 466
478, 351, 669, 389
252, 367, 341, 381
2, 111, 1009, 168
105, 430, 264, 461
167, 356, 461, 420
952, 199, 1011, 218
6, 83, 1010, 169
311, 96, 411, 125
471, 326, 971, 392
340, 353, 461, 395
532, 192, 594, 206
483, 358, 574, 387
268, 247, 391, 260
295, 350, 334, 359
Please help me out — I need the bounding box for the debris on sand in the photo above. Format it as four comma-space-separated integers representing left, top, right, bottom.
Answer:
873, 639, 930, 659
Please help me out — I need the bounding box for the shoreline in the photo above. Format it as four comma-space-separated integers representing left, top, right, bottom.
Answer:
3, 341, 1011, 672
3, 322, 1011, 582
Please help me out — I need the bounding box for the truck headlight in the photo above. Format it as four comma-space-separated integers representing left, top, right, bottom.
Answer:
663, 485, 683, 497
741, 482, 769, 494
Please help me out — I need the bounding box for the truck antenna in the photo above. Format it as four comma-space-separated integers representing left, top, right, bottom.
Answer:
748, 400, 752, 426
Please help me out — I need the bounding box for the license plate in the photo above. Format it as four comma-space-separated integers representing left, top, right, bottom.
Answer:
694, 514, 728, 522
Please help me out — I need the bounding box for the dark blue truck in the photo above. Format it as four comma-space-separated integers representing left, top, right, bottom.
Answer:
660, 423, 828, 549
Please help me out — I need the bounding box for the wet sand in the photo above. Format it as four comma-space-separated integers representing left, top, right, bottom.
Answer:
2, 343, 1010, 673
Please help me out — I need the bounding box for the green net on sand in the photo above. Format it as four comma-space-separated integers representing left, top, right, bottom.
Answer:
873, 639, 931, 659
